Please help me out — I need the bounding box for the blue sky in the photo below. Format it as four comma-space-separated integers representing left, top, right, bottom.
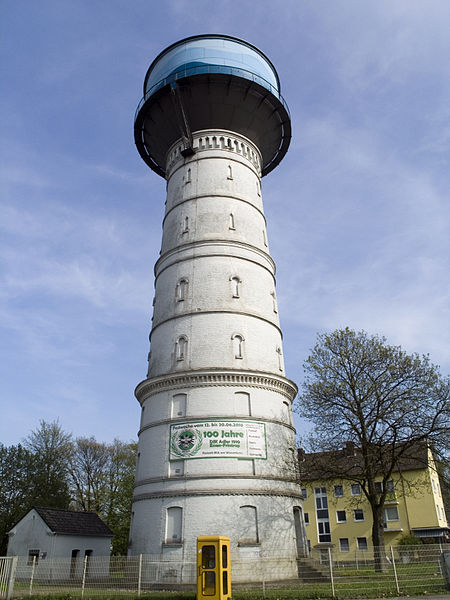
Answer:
1, 0, 449, 446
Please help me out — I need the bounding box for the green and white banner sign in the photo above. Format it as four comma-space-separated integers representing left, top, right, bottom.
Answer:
169, 420, 266, 460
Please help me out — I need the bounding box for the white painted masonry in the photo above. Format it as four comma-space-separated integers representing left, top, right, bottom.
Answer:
129, 129, 304, 579
130, 35, 304, 582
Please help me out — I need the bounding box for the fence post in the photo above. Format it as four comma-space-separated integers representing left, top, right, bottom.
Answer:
390, 546, 400, 595
81, 556, 88, 599
6, 557, 18, 600
29, 555, 36, 596
328, 547, 335, 597
137, 554, 142, 597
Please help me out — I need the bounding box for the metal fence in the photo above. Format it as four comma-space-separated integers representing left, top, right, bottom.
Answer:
0, 557, 17, 600
1, 544, 449, 598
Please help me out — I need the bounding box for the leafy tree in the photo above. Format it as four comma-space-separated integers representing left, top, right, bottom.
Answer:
0, 444, 36, 554
105, 440, 137, 554
23, 419, 73, 508
296, 328, 449, 571
69, 437, 137, 554
1, 419, 136, 556
70, 437, 110, 513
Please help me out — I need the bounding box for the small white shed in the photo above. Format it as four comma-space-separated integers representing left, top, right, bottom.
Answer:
7, 507, 113, 580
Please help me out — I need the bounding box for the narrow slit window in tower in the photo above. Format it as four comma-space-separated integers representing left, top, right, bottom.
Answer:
165, 507, 182, 543
176, 336, 187, 361
227, 164, 233, 180
229, 213, 236, 230
182, 216, 189, 233
171, 393, 187, 417
232, 334, 244, 359
271, 291, 278, 313
230, 276, 241, 298
176, 278, 188, 302
276, 346, 283, 371
234, 391, 251, 416
239, 506, 258, 545
169, 461, 185, 477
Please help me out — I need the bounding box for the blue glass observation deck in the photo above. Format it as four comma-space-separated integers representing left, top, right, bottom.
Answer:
134, 35, 291, 177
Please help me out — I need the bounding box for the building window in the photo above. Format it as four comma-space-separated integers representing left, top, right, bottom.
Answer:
227, 165, 233, 180
239, 505, 259, 544
229, 213, 236, 230
334, 485, 344, 497
351, 483, 361, 496
165, 507, 182, 543
375, 481, 383, 494
282, 400, 292, 424
28, 549, 40, 566
182, 216, 189, 233
185, 167, 191, 183
354, 509, 364, 521
171, 393, 186, 417
336, 510, 347, 523
304, 512, 309, 524
262, 229, 268, 246
235, 391, 251, 416
256, 180, 261, 196
169, 461, 184, 477
276, 346, 283, 371
386, 480, 395, 493
230, 276, 241, 298
270, 291, 278, 313
301, 488, 307, 499
384, 506, 399, 522
339, 538, 350, 552
176, 336, 188, 361
357, 537, 368, 551
318, 521, 331, 543
315, 487, 331, 543
176, 278, 188, 302
232, 334, 244, 359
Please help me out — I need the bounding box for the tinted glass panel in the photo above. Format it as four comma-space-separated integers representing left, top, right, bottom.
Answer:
202, 545, 216, 569
222, 544, 228, 568
146, 37, 279, 96
202, 571, 216, 596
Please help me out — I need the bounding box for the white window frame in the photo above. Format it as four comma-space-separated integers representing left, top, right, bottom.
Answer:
334, 485, 344, 497
339, 538, 350, 552
354, 509, 364, 522
357, 537, 368, 551
336, 510, 347, 523
384, 506, 399, 522
351, 483, 361, 496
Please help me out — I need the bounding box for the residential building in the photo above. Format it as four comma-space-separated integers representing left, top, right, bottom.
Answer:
299, 443, 449, 556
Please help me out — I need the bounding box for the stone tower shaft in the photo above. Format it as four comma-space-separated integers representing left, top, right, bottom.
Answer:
130, 35, 305, 580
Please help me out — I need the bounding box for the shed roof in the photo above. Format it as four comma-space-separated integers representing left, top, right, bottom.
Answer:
33, 507, 113, 537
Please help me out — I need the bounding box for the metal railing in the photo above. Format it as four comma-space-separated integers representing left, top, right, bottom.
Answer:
0, 557, 17, 600
2, 544, 448, 598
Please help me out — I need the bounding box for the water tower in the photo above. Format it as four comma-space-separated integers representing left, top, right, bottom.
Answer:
130, 35, 305, 580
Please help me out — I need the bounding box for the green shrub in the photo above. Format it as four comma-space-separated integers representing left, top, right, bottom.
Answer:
396, 533, 423, 546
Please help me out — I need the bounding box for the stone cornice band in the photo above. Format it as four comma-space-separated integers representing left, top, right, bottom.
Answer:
166, 129, 262, 178
133, 489, 303, 502
135, 369, 298, 403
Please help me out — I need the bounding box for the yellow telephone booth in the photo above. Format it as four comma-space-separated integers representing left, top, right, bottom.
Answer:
197, 536, 231, 600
